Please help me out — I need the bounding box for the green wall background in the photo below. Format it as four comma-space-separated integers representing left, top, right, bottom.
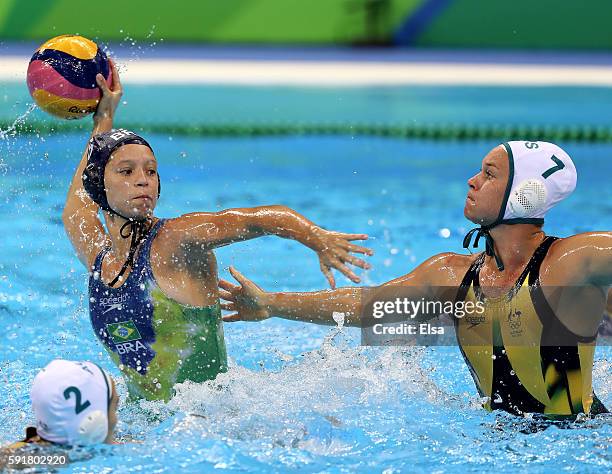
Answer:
0, 0, 419, 44
416, 0, 612, 49
0, 0, 610, 49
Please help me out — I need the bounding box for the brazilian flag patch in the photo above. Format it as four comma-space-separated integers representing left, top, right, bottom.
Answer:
106, 321, 142, 343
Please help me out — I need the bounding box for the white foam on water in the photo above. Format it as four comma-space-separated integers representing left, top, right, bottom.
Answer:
593, 356, 611, 403
115, 328, 458, 455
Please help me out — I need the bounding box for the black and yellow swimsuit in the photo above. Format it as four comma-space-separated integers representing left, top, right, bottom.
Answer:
3, 427, 40, 451
455, 236, 608, 417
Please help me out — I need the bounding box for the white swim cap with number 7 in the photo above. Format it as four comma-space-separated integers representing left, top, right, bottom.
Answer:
30, 359, 112, 445
501, 141, 577, 222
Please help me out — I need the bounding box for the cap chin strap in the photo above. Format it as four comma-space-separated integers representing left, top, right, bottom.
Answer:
463, 142, 547, 272
107, 209, 153, 287
462, 218, 544, 272
463, 224, 504, 271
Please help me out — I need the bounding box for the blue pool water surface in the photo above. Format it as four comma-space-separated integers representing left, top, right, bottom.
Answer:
0, 85, 611, 473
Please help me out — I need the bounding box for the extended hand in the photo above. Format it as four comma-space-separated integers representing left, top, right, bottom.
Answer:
311, 228, 373, 289
93, 58, 123, 124
219, 267, 271, 322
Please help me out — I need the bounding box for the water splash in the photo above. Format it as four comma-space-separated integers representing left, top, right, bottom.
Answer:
102, 25, 163, 74
0, 103, 37, 141
115, 329, 456, 450
593, 356, 611, 401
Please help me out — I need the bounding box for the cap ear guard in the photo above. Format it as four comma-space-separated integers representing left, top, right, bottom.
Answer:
83, 138, 112, 213
75, 410, 108, 445
507, 178, 548, 218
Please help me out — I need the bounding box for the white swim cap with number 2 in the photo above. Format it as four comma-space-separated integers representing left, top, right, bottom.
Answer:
30, 359, 112, 445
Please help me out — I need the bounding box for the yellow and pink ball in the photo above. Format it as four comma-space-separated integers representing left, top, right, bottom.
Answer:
27, 35, 112, 120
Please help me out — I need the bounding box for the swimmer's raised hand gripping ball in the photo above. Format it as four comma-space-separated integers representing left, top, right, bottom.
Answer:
26, 35, 112, 120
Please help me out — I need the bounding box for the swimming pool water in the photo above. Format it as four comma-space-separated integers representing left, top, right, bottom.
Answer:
0, 117, 611, 471
4, 83, 612, 129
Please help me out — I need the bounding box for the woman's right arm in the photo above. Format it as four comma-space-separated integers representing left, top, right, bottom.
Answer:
61, 59, 122, 268
219, 253, 461, 327
220, 267, 364, 326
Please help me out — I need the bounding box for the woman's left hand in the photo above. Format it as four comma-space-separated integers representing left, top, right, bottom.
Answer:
93, 58, 123, 125
311, 228, 373, 288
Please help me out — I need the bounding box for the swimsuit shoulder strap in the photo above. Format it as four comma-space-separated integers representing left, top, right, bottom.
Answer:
500, 235, 559, 289
456, 237, 556, 303
456, 252, 485, 301
134, 219, 166, 272
525, 235, 559, 284
527, 236, 597, 343
91, 247, 110, 273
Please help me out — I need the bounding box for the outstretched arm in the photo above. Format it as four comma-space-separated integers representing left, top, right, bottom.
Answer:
220, 267, 364, 326
173, 208, 373, 287
219, 253, 463, 326
62, 60, 122, 268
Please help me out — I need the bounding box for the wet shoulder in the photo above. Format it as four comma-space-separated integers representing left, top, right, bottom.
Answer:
151, 215, 212, 251
389, 252, 479, 287
539, 234, 601, 285
150, 216, 218, 282
425, 252, 480, 286
155, 214, 216, 239
150, 217, 199, 260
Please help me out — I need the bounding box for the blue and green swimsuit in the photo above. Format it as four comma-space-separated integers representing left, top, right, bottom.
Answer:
89, 219, 227, 401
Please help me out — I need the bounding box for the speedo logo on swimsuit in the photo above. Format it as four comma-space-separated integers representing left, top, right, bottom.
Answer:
106, 321, 147, 355
465, 315, 486, 329
99, 293, 129, 314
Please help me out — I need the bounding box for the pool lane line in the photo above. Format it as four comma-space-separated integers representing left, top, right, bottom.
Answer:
6, 120, 612, 143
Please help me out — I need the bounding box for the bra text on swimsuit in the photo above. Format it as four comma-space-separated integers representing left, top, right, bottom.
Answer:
106, 320, 146, 354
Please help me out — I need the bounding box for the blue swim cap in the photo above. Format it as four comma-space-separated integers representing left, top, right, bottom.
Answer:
83, 128, 160, 215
